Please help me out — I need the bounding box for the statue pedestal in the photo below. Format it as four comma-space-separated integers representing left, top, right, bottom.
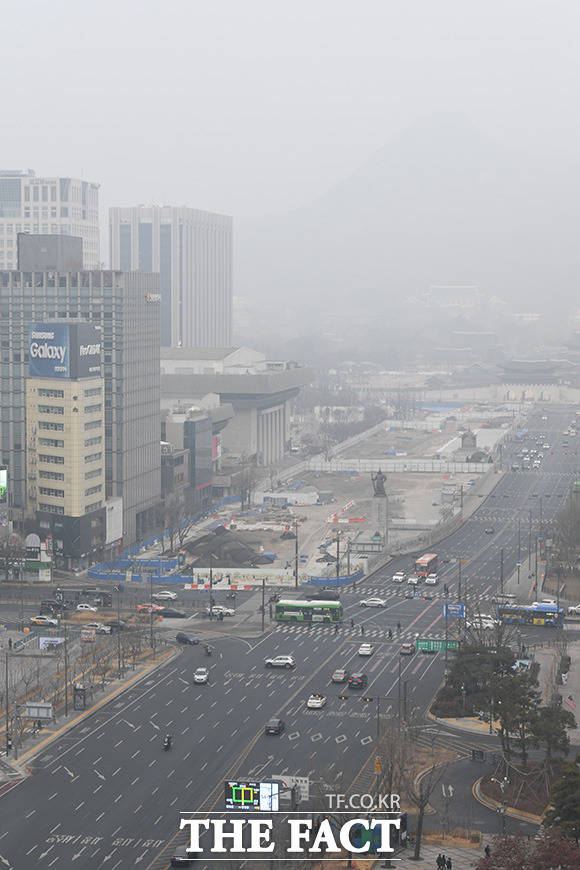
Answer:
371, 496, 387, 549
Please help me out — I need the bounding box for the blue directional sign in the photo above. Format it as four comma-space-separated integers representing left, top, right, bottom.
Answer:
442, 603, 465, 619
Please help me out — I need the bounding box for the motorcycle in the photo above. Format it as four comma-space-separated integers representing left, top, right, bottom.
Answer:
204, 645, 213, 657
163, 736, 172, 751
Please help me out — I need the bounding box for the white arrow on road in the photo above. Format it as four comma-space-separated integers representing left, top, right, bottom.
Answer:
101, 849, 117, 863
120, 719, 135, 729
134, 851, 148, 864
63, 767, 74, 778
448, 785, 454, 797
441, 784, 446, 797
94, 770, 106, 781
150, 721, 160, 731
0, 854, 12, 867
72, 847, 86, 861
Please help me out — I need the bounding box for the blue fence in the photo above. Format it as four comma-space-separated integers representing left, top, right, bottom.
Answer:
307, 569, 364, 587
88, 496, 241, 580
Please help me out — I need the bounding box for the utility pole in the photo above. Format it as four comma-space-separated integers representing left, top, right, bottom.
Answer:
346, 540, 351, 576
4, 651, 9, 755
458, 559, 462, 602
460, 485, 464, 509
528, 509, 532, 570
114, 585, 122, 678
261, 577, 265, 633
209, 551, 214, 620
63, 617, 69, 717
397, 657, 402, 733
500, 548, 504, 597
534, 536, 539, 591
517, 518, 521, 585
149, 573, 155, 656
444, 604, 449, 673
335, 530, 340, 579
294, 520, 299, 589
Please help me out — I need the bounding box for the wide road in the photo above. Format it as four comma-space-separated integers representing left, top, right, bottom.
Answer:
0, 405, 577, 869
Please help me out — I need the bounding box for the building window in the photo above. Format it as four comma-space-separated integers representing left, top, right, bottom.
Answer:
84, 403, 102, 414
84, 468, 101, 480
38, 388, 64, 398
84, 484, 102, 496
38, 454, 65, 464
39, 486, 64, 498
85, 452, 102, 463
84, 436, 102, 447
84, 419, 101, 431
85, 501, 102, 514
83, 386, 102, 397
38, 405, 65, 415
38, 438, 64, 448
39, 470, 65, 481
38, 421, 64, 431
39, 503, 64, 515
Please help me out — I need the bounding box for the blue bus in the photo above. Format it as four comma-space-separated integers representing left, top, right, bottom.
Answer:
497, 602, 563, 627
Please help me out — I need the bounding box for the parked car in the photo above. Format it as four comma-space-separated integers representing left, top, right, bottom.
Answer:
264, 717, 285, 735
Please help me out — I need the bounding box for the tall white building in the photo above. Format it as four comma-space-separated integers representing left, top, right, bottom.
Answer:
0, 170, 100, 268
109, 205, 232, 348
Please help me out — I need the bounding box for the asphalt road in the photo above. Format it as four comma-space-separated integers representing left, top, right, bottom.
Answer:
0, 405, 577, 869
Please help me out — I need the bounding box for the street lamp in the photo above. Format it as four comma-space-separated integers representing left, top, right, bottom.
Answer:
113, 585, 122, 677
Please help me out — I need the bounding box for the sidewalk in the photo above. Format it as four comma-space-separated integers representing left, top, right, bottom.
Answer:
391, 842, 485, 869
557, 638, 580, 744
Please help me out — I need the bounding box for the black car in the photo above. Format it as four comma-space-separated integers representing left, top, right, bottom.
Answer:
170, 845, 192, 867
160, 608, 187, 618
265, 717, 285, 735
176, 632, 199, 645
485, 527, 495, 534
305, 590, 340, 601
348, 673, 368, 690
105, 620, 129, 632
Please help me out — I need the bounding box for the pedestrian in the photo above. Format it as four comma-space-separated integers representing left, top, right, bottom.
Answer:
388, 628, 393, 639
397, 621, 401, 633
350, 618, 355, 629
446, 858, 452, 870
361, 624, 365, 636
440, 854, 446, 869
334, 623, 338, 635
8, 638, 12, 650
436, 853, 443, 869
484, 844, 491, 859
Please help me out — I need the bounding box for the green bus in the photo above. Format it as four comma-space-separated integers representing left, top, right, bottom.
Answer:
274, 599, 343, 624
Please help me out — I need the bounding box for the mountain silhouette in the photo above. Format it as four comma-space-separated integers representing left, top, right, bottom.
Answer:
236, 113, 580, 311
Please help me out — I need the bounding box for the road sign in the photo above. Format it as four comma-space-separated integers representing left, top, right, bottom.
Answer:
417, 638, 458, 652
442, 603, 465, 619
271, 774, 309, 803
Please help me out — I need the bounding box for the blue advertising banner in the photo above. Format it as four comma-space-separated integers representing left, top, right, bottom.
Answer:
28, 324, 70, 378
442, 603, 466, 619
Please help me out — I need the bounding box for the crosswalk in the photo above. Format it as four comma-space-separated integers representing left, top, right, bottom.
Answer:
355, 585, 494, 604
273, 622, 450, 642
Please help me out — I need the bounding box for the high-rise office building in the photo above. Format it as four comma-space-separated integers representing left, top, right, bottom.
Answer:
1, 248, 161, 550
26, 322, 106, 570
0, 170, 100, 269
109, 205, 232, 348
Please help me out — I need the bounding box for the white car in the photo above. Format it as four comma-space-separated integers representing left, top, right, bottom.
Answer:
392, 572, 406, 583
265, 655, 296, 669
83, 622, 111, 634
358, 643, 374, 656
360, 597, 387, 607
306, 693, 327, 709
76, 603, 97, 613
567, 604, 580, 615
30, 615, 58, 627
193, 667, 209, 684
407, 575, 419, 586
425, 574, 438, 585
206, 605, 235, 617
152, 590, 178, 601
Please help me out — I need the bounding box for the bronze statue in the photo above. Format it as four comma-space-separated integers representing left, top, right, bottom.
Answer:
371, 469, 387, 497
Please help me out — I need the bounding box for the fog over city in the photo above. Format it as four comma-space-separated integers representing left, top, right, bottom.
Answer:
4, 0, 580, 361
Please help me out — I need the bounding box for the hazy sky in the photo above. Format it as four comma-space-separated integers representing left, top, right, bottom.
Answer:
4, 0, 580, 220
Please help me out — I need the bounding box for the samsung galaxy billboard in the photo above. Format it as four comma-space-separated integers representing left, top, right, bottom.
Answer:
28, 323, 102, 380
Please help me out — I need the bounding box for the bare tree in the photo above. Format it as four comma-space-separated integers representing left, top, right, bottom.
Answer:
0, 534, 26, 582
398, 734, 449, 860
